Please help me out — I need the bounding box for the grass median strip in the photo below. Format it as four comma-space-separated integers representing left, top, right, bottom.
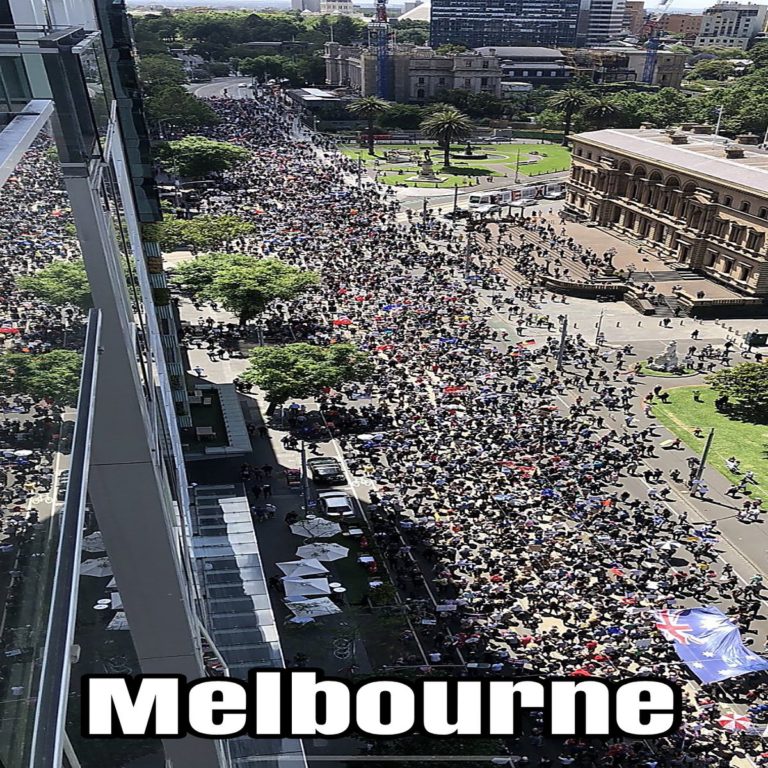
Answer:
654, 385, 768, 502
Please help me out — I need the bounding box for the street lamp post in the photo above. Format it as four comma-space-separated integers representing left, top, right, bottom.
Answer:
157, 118, 175, 140
714, 105, 724, 137
452, 184, 459, 217
464, 216, 475, 274
594, 310, 605, 346
300, 439, 310, 516
692, 428, 715, 487
514, 147, 521, 184
556, 315, 568, 371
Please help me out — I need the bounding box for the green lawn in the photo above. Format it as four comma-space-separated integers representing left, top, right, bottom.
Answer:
342, 142, 571, 186
655, 386, 768, 502
379, 166, 500, 188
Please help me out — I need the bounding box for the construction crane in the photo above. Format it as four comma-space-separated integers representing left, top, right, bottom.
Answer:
368, 0, 392, 99
642, 0, 676, 84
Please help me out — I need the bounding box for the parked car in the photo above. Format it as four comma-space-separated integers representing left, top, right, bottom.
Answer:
307, 457, 346, 485
474, 203, 501, 216
509, 199, 538, 209
443, 209, 470, 220
317, 491, 356, 518
57, 469, 70, 501
544, 190, 565, 200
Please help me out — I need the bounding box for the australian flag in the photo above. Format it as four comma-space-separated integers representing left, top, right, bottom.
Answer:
654, 607, 768, 684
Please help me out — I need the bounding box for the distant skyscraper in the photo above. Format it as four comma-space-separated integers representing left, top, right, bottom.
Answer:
583, 0, 627, 43
430, 0, 584, 49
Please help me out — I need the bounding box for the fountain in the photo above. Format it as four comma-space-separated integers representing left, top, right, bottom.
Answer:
450, 140, 489, 161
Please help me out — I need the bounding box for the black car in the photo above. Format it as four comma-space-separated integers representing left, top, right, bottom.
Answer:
57, 469, 70, 501
307, 457, 346, 485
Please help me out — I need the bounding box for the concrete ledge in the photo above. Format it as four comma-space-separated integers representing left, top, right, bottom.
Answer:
541, 275, 628, 299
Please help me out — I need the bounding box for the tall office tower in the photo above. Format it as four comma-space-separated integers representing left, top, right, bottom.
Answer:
0, 1, 300, 767
583, 0, 628, 43
695, 2, 768, 49
430, 0, 584, 49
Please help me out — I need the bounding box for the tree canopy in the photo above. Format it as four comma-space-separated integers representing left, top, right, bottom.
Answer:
241, 342, 372, 404
16, 260, 92, 311
432, 89, 518, 120
420, 107, 473, 167
687, 59, 737, 81
0, 350, 83, 405
138, 55, 188, 89
239, 54, 325, 86
145, 86, 220, 130
170, 254, 319, 324
547, 88, 592, 144
348, 97, 391, 155
132, 10, 365, 89
708, 362, 768, 417
749, 42, 768, 69
435, 43, 469, 54
156, 136, 249, 178
144, 215, 255, 252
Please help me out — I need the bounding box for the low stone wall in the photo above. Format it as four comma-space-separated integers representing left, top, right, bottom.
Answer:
676, 292, 768, 319
541, 274, 628, 300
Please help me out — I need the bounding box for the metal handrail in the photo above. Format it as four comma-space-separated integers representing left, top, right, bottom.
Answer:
28, 309, 102, 768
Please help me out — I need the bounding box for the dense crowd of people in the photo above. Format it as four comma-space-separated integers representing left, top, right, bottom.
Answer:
0, 140, 83, 693
174, 94, 768, 766
0, 140, 80, 522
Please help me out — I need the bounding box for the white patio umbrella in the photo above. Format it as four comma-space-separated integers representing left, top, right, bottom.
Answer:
80, 557, 113, 577
282, 577, 331, 598
296, 543, 349, 562
290, 518, 342, 539
82, 531, 105, 553
107, 612, 130, 631
287, 597, 342, 618
276, 559, 329, 577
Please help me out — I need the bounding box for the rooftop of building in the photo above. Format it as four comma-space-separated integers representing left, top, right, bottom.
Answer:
572, 127, 768, 195
474, 46, 565, 58
706, 1, 767, 8
499, 62, 573, 71
399, 0, 430, 20
286, 87, 347, 103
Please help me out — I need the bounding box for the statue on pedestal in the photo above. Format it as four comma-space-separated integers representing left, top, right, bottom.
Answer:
650, 340, 680, 372
418, 147, 439, 180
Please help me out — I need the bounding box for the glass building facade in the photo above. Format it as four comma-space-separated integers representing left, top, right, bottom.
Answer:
430, 0, 585, 49
0, 2, 224, 767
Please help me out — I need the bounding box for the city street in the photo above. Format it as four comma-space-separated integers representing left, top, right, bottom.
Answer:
163, 90, 768, 766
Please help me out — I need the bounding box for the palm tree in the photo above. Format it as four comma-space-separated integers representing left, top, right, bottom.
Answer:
420, 107, 473, 168
582, 97, 620, 126
348, 96, 390, 156
547, 88, 592, 145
